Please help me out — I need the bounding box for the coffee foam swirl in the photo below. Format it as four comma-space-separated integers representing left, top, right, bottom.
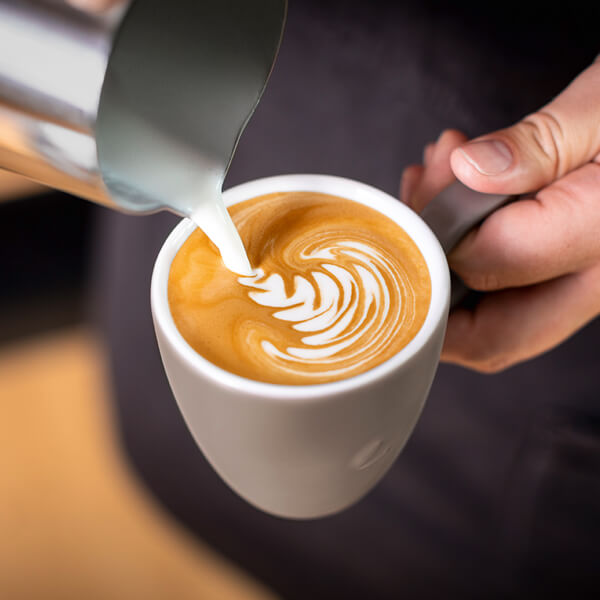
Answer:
168, 191, 431, 385
238, 239, 414, 379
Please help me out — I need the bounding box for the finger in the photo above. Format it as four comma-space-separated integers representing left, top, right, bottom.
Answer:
449, 162, 600, 290
451, 58, 600, 195
411, 129, 468, 213
67, 0, 123, 12
423, 142, 436, 167
399, 165, 424, 207
441, 261, 600, 373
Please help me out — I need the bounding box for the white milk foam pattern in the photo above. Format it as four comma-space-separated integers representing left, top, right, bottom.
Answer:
238, 240, 414, 379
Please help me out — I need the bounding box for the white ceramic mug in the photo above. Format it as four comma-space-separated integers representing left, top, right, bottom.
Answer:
151, 174, 511, 519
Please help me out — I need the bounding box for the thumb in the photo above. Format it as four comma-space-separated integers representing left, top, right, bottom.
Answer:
450, 57, 600, 194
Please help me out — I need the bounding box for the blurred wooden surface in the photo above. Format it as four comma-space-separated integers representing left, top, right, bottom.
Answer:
0, 328, 277, 600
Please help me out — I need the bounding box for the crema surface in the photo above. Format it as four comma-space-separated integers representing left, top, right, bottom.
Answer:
168, 191, 431, 384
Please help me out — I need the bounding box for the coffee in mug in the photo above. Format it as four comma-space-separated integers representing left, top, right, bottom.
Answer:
168, 191, 431, 385
152, 174, 451, 518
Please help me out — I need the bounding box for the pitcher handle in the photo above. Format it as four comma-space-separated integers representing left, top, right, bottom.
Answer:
420, 181, 518, 308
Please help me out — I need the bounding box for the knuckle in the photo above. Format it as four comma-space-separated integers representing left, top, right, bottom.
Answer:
458, 343, 514, 373
451, 344, 513, 374
446, 308, 516, 373
472, 355, 513, 374
520, 110, 567, 179
445, 310, 517, 373
457, 270, 502, 292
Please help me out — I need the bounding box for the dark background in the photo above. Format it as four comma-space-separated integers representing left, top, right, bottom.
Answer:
2, 1, 600, 599
0, 192, 92, 344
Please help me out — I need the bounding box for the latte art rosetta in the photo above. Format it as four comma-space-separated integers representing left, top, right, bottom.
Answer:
168, 191, 431, 385
238, 239, 414, 379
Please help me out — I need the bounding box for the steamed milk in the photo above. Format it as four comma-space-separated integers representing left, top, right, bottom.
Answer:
190, 190, 253, 276
169, 191, 431, 385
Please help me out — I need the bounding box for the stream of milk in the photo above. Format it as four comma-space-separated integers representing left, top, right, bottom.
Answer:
190, 193, 253, 276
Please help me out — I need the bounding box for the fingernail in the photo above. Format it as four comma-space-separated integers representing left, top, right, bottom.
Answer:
458, 140, 512, 175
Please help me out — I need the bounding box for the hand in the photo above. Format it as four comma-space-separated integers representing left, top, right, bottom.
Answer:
401, 58, 600, 373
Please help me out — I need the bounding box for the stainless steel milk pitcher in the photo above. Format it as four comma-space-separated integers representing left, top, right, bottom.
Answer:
0, 0, 286, 214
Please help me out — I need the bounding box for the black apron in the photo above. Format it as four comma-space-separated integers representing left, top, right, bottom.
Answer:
90, 1, 600, 597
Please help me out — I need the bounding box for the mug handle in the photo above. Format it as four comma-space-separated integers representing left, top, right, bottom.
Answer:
420, 181, 518, 308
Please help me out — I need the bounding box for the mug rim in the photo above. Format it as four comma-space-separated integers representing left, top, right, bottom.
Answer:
151, 174, 450, 400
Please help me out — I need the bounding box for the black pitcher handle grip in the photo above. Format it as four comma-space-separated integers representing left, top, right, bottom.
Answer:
420, 181, 518, 308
